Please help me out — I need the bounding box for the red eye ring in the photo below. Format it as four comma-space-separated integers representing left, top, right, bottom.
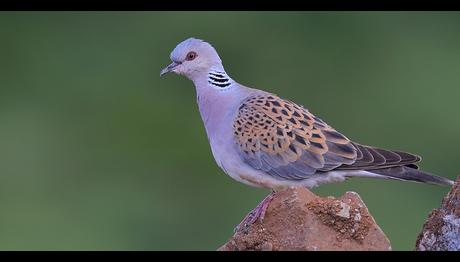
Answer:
185, 51, 197, 61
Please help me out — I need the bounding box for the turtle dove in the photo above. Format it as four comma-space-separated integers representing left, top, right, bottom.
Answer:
160, 38, 453, 231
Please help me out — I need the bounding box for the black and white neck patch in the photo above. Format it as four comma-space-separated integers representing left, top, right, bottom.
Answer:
208, 70, 233, 90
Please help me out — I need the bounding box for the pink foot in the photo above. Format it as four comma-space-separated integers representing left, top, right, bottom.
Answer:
234, 191, 275, 233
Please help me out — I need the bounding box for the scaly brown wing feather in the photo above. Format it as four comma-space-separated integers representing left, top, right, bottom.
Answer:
233, 94, 357, 180
233, 93, 422, 180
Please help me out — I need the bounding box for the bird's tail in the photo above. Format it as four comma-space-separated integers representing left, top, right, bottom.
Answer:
365, 165, 454, 186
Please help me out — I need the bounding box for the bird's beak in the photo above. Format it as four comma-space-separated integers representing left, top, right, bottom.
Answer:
160, 61, 181, 76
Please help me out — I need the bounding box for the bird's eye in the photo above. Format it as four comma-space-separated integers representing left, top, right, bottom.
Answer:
185, 51, 197, 61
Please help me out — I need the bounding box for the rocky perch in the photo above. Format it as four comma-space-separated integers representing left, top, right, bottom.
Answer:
416, 176, 460, 251
218, 187, 391, 251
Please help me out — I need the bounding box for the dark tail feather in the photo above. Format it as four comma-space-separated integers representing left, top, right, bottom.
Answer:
368, 166, 454, 186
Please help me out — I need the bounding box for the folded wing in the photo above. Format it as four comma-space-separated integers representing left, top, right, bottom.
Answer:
233, 93, 422, 181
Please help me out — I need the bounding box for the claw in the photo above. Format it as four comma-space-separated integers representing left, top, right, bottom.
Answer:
234, 191, 275, 233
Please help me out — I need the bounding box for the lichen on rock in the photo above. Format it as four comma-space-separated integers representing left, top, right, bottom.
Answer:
416, 176, 460, 251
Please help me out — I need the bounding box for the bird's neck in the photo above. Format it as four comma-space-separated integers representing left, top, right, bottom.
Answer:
191, 67, 247, 139
205, 68, 235, 90
192, 66, 237, 101
190, 65, 233, 88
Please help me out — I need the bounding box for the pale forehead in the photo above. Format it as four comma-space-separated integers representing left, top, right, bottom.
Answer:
176, 38, 203, 50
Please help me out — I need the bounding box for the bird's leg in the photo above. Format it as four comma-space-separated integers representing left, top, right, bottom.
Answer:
234, 191, 276, 233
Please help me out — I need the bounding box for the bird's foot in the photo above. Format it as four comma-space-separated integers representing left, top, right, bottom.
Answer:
234, 191, 275, 234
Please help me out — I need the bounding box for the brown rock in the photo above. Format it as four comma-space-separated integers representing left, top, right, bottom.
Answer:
218, 187, 391, 251
415, 176, 460, 251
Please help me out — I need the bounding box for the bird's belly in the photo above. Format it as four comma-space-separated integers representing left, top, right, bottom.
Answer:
208, 134, 274, 188
209, 139, 360, 189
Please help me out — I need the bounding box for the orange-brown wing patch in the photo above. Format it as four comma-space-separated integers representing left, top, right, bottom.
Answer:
233, 94, 357, 180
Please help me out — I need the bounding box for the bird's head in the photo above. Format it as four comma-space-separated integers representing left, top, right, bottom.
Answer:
160, 38, 222, 80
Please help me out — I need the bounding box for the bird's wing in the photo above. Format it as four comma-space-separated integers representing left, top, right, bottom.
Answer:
334, 143, 421, 171
233, 94, 357, 180
233, 94, 421, 180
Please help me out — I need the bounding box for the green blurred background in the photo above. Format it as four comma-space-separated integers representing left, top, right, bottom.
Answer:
0, 11, 459, 250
